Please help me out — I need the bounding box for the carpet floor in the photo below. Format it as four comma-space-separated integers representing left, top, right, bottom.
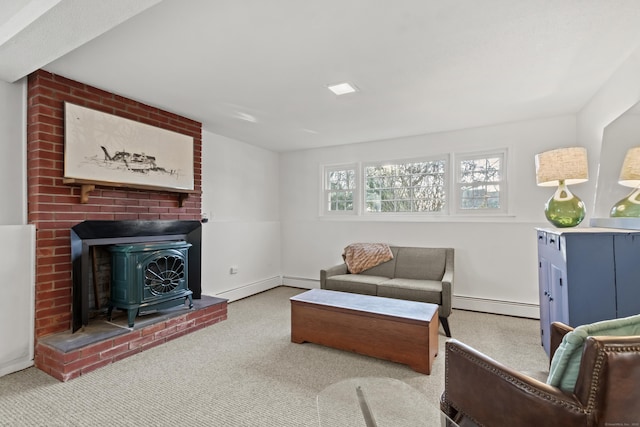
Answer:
0, 286, 548, 426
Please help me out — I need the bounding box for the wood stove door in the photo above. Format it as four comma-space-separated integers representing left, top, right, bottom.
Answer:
140, 248, 190, 303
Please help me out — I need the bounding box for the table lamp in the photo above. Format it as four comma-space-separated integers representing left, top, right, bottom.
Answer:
535, 147, 588, 227
610, 146, 640, 217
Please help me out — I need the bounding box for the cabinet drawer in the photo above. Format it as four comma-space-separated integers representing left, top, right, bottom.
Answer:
546, 232, 561, 251
537, 230, 561, 251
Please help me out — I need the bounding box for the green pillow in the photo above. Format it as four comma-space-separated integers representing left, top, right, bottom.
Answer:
546, 314, 640, 391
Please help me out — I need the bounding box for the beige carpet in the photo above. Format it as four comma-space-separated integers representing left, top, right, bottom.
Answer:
0, 286, 548, 426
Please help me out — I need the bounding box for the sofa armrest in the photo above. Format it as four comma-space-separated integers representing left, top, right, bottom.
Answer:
440, 277, 452, 318
442, 339, 587, 426
320, 263, 348, 288
439, 248, 454, 317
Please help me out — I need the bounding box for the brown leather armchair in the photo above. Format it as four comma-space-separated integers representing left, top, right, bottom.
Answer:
441, 322, 640, 426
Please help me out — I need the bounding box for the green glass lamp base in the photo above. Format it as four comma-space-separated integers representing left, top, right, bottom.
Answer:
544, 184, 585, 228
610, 188, 640, 218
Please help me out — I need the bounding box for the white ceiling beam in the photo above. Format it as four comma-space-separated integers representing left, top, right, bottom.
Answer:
0, 0, 162, 83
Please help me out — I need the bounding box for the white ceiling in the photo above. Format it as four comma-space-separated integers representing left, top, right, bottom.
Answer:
3, 0, 640, 152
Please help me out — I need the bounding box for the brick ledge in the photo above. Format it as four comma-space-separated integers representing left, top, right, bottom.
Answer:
34, 298, 227, 381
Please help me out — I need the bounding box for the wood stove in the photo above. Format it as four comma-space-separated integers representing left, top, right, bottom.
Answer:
108, 241, 193, 327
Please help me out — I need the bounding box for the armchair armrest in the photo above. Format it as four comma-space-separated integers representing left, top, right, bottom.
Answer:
442, 339, 587, 426
320, 263, 348, 288
550, 322, 573, 361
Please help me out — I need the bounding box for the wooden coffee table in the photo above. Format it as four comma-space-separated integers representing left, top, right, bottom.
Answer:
290, 289, 439, 374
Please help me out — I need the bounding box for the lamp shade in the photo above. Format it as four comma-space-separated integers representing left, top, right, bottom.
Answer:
535, 147, 588, 187
618, 146, 640, 188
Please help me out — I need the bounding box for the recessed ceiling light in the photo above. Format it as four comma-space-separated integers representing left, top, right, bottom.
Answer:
327, 82, 358, 96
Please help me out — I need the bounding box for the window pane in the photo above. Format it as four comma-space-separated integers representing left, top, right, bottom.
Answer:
328, 190, 353, 211
381, 200, 396, 211
366, 202, 380, 212
347, 170, 355, 188
364, 159, 446, 213
459, 157, 501, 183
329, 170, 356, 190
460, 184, 501, 209
394, 188, 410, 199
457, 152, 504, 212
326, 167, 356, 212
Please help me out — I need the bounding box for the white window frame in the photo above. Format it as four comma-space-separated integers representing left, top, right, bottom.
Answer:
453, 149, 508, 215
362, 155, 449, 216
319, 149, 509, 220
321, 163, 359, 215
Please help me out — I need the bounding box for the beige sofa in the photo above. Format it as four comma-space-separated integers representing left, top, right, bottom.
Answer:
320, 246, 454, 337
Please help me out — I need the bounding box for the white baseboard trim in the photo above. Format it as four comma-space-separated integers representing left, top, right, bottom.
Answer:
453, 295, 540, 319
281, 277, 540, 319
215, 276, 283, 302
281, 276, 319, 290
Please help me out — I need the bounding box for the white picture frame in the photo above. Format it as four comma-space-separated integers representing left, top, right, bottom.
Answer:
64, 102, 194, 191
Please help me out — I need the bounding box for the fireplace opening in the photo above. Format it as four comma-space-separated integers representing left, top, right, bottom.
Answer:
71, 220, 202, 332
87, 246, 112, 313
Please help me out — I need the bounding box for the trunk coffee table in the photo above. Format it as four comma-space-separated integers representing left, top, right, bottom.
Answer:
290, 289, 439, 374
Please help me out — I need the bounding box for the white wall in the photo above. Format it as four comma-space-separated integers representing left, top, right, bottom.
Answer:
0, 78, 27, 225
280, 115, 578, 318
0, 79, 34, 377
0, 225, 35, 377
200, 130, 282, 301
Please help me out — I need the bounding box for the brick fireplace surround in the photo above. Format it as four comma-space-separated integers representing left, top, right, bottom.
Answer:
27, 70, 227, 381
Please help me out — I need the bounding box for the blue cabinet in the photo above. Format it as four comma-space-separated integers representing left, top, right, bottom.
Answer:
536, 228, 640, 356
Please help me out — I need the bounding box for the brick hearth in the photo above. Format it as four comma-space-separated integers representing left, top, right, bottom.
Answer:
36, 296, 226, 382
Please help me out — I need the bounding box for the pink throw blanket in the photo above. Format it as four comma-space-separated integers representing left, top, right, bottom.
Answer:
343, 243, 393, 274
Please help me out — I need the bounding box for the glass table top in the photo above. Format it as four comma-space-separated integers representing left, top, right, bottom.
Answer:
317, 377, 459, 427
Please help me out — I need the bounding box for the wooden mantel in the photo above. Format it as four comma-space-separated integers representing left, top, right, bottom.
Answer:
63, 178, 200, 207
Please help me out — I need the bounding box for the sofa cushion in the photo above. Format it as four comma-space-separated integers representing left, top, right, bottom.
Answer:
360, 247, 399, 278
546, 314, 640, 391
394, 247, 446, 280
377, 278, 443, 305
324, 274, 389, 295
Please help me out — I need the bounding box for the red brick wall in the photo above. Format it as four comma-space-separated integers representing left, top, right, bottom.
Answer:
27, 70, 202, 339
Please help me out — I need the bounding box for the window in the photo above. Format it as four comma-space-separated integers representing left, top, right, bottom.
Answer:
455, 150, 507, 213
364, 158, 447, 213
323, 165, 357, 214
321, 149, 508, 219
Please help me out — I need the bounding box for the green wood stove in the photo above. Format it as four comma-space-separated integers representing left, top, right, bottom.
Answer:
108, 241, 193, 327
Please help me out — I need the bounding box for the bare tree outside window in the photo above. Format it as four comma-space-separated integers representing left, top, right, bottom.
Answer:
365, 160, 446, 213
457, 153, 505, 211
322, 151, 506, 217
326, 168, 356, 212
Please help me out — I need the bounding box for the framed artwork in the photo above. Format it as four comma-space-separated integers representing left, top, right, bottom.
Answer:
63, 102, 194, 191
